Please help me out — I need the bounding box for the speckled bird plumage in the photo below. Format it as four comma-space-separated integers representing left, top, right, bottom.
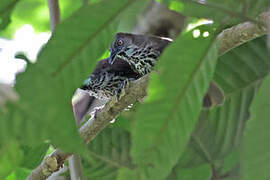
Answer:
109, 32, 171, 76
81, 57, 141, 100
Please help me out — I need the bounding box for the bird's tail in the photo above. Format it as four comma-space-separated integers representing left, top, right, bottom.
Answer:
72, 89, 106, 125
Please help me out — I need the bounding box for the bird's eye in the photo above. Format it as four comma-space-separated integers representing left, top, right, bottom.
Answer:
117, 39, 123, 46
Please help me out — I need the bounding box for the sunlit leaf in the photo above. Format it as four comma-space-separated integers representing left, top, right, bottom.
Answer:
0, 0, 19, 32
1, 0, 150, 153
158, 0, 270, 24
176, 37, 270, 169
131, 25, 218, 180
241, 74, 270, 180
5, 168, 31, 180
0, 141, 23, 179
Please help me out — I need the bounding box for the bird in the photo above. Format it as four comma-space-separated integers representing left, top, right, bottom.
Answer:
75, 33, 223, 123
80, 57, 141, 100
75, 33, 171, 123
108, 33, 224, 108
109, 32, 171, 76
74, 57, 141, 123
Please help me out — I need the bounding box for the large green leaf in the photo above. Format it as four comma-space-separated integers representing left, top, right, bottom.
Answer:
5, 168, 31, 180
83, 126, 133, 180
20, 143, 49, 169
175, 37, 270, 169
241, 75, 270, 180
0, 0, 150, 153
131, 26, 218, 180
159, 0, 269, 24
0, 0, 19, 31
0, 141, 24, 179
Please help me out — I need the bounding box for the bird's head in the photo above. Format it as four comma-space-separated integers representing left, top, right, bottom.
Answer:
108, 33, 134, 64
108, 32, 172, 65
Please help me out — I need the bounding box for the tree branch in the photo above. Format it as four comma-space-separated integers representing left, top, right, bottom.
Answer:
26, 11, 269, 180
47, 0, 61, 31
69, 154, 84, 180
26, 76, 149, 180
217, 11, 269, 56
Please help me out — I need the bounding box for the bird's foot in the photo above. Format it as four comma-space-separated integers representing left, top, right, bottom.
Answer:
115, 79, 129, 101
91, 105, 105, 119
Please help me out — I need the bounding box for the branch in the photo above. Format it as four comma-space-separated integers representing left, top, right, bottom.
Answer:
79, 75, 149, 143
27, 11, 269, 180
26, 76, 149, 180
69, 154, 84, 180
217, 11, 269, 56
47, 0, 61, 31
27, 149, 72, 180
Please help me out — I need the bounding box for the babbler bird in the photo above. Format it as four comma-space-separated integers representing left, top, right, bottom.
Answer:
109, 32, 171, 76
108, 33, 224, 108
81, 57, 141, 100
76, 33, 171, 122
74, 57, 141, 123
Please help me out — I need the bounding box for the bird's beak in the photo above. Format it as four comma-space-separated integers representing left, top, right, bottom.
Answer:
108, 50, 117, 65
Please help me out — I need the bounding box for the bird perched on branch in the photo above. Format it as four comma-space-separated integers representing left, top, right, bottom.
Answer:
108, 33, 224, 107
74, 57, 141, 123
82, 33, 171, 100
76, 33, 223, 123
109, 32, 171, 76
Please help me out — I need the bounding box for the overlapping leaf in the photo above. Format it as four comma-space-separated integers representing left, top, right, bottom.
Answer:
1, 0, 150, 153
0, 141, 23, 178
241, 75, 270, 180
159, 0, 269, 24
131, 26, 218, 180
83, 127, 133, 180
0, 0, 19, 31
174, 37, 270, 169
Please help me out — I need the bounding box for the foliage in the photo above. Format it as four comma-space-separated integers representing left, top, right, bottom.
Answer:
0, 0, 19, 31
160, 0, 270, 25
0, 0, 269, 179
241, 75, 270, 180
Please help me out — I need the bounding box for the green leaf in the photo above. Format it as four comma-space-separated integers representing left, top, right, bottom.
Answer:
241, 75, 270, 180
83, 127, 133, 180
159, 0, 270, 24
5, 168, 31, 180
0, 0, 19, 31
1, 0, 150, 153
20, 143, 49, 169
0, 141, 24, 179
175, 164, 211, 180
176, 37, 270, 169
0, 0, 82, 37
131, 25, 218, 179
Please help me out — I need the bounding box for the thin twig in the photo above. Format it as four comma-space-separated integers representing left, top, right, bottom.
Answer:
47, 0, 61, 31
69, 154, 84, 180
69, 104, 85, 180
